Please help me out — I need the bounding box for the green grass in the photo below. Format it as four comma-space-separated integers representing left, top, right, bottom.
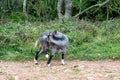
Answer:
0, 19, 120, 61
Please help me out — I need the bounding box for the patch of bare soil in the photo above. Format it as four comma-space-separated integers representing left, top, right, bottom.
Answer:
0, 60, 120, 80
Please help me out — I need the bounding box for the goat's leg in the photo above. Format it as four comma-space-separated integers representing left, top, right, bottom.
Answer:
43, 48, 49, 59
47, 55, 53, 67
43, 43, 49, 59
34, 48, 43, 64
47, 48, 56, 67
61, 53, 65, 65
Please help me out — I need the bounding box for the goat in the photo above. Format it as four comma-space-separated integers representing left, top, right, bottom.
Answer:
34, 30, 54, 64
34, 30, 69, 66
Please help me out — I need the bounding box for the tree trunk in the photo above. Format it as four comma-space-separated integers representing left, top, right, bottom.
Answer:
65, 0, 72, 18
23, 0, 27, 22
57, 0, 63, 19
79, 0, 82, 12
106, 4, 109, 20
57, 0, 72, 20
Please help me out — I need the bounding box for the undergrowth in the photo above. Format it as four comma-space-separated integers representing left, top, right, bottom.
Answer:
0, 19, 120, 61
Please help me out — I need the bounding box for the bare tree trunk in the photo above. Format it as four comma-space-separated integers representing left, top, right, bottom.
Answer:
7, 0, 11, 9
57, 0, 72, 20
79, 0, 82, 12
23, 0, 27, 22
106, 4, 109, 20
65, 0, 72, 18
57, 0, 63, 19
14, 0, 18, 9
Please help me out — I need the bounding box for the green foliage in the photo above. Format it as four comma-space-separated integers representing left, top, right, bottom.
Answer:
72, 0, 120, 20
27, 0, 58, 21
0, 19, 120, 61
0, 0, 120, 22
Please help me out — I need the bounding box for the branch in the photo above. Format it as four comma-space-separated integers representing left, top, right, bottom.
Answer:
109, 6, 120, 15
74, 0, 110, 18
2, 9, 10, 13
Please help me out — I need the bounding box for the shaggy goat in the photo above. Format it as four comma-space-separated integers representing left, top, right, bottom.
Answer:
34, 30, 69, 66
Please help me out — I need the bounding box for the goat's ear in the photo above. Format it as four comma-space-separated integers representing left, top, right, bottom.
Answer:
48, 32, 52, 36
54, 30, 57, 34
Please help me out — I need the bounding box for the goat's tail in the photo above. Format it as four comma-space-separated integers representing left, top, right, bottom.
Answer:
30, 39, 39, 54
34, 39, 39, 48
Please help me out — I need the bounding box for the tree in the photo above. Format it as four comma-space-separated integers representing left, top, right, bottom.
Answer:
57, 0, 72, 20
23, 0, 28, 22
0, 0, 120, 21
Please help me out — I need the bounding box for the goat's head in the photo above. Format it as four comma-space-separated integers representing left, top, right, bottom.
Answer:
47, 30, 57, 42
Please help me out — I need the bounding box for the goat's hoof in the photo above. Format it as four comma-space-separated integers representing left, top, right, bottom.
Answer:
61, 63, 65, 65
35, 62, 38, 65
61, 63, 64, 65
34, 59, 38, 65
61, 59, 65, 65
47, 64, 50, 67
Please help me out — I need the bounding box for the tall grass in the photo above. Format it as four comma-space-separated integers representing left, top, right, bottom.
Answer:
0, 19, 120, 61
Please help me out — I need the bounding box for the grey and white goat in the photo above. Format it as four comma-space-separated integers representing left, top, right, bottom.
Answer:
34, 30, 69, 66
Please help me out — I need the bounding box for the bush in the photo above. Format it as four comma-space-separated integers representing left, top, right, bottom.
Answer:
0, 19, 120, 61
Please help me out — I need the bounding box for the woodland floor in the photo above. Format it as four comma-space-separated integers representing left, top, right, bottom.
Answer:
0, 60, 120, 80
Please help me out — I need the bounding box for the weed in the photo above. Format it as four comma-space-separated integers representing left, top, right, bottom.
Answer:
0, 19, 120, 61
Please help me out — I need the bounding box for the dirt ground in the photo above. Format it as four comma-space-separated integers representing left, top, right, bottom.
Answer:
0, 60, 120, 80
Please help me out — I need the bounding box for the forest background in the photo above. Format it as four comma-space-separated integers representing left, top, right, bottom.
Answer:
0, 0, 120, 61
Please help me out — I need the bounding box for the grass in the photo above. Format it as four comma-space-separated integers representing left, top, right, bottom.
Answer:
0, 19, 120, 61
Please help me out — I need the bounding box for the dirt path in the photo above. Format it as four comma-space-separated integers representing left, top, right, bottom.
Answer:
0, 60, 120, 80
